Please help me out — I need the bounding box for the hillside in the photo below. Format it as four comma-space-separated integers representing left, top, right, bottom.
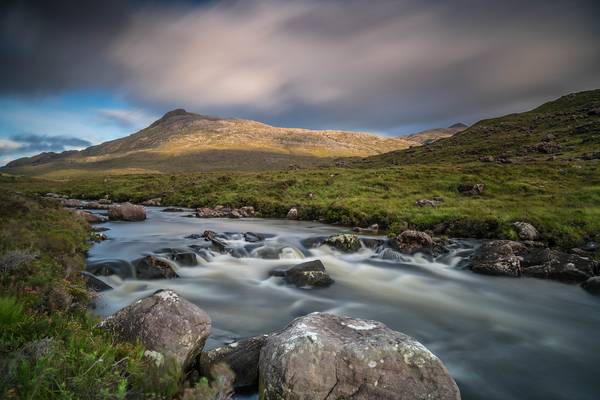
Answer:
403, 123, 467, 145
360, 90, 600, 166
3, 109, 428, 176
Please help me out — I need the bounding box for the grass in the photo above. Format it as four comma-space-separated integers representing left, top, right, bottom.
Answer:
3, 160, 599, 249
0, 191, 225, 399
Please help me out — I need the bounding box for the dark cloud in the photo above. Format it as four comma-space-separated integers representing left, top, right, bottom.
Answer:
0, 133, 92, 155
1, 0, 600, 132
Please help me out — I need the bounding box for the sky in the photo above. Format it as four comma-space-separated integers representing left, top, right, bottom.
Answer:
1, 0, 600, 164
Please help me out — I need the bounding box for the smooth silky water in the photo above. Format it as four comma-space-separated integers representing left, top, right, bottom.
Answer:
88, 208, 600, 400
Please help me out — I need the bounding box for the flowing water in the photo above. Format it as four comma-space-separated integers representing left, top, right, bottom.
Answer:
87, 208, 600, 400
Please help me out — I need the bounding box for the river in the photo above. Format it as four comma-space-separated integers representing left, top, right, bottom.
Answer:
87, 208, 600, 400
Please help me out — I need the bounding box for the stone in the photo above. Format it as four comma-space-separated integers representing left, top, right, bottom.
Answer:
286, 207, 299, 220
520, 248, 596, 283
259, 313, 461, 400
200, 335, 269, 388
86, 259, 133, 279
155, 248, 199, 266
581, 277, 600, 295
98, 289, 211, 371
142, 198, 162, 206
81, 271, 112, 292
323, 233, 361, 252
390, 230, 434, 255
512, 221, 539, 241
471, 240, 525, 277
133, 255, 179, 279
108, 202, 146, 221
352, 224, 380, 233
270, 260, 334, 288
479, 155, 495, 162
202, 230, 229, 253
243, 232, 264, 243
416, 198, 443, 207
75, 210, 108, 224
457, 183, 484, 196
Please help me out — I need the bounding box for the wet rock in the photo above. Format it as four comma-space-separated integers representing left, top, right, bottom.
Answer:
286, 207, 299, 220
512, 221, 539, 241
162, 207, 184, 212
243, 232, 264, 243
75, 210, 108, 224
98, 289, 211, 371
323, 233, 361, 252
133, 255, 179, 279
98, 198, 112, 204
581, 277, 600, 295
155, 248, 199, 266
520, 248, 596, 283
259, 313, 461, 400
141, 198, 162, 206
108, 202, 146, 221
582, 241, 599, 252
86, 259, 133, 279
360, 237, 384, 250
200, 335, 269, 388
457, 183, 484, 196
270, 260, 334, 288
471, 240, 525, 277
196, 205, 255, 218
202, 230, 229, 253
185, 233, 203, 239
390, 230, 434, 255
81, 271, 112, 292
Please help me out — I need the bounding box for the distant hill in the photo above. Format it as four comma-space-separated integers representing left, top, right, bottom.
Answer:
3, 109, 425, 176
403, 123, 468, 145
359, 89, 600, 166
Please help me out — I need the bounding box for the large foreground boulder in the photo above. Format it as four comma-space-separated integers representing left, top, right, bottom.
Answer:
108, 202, 146, 221
259, 313, 461, 400
98, 290, 211, 371
200, 334, 270, 389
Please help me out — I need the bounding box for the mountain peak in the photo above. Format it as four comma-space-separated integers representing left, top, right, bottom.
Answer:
449, 122, 467, 129
162, 108, 189, 119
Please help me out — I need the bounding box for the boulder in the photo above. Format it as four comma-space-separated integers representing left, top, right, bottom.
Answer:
99, 290, 211, 371
155, 248, 199, 266
200, 335, 269, 389
323, 233, 361, 252
390, 230, 434, 255
142, 198, 162, 206
352, 224, 379, 233
202, 230, 229, 253
61, 198, 85, 208
81, 271, 112, 292
286, 207, 299, 220
270, 260, 334, 288
76, 210, 108, 224
581, 277, 600, 295
416, 198, 443, 207
259, 313, 461, 400
108, 202, 146, 221
457, 183, 484, 196
86, 259, 133, 279
243, 232, 264, 243
471, 240, 525, 277
196, 206, 255, 218
133, 255, 179, 279
520, 248, 596, 283
512, 221, 539, 241
84, 201, 110, 210
238, 206, 256, 217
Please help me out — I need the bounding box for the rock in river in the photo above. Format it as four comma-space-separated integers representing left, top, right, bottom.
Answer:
85, 259, 133, 279
98, 289, 211, 371
270, 260, 334, 288
323, 233, 361, 252
390, 230, 434, 255
133, 255, 179, 279
108, 202, 146, 221
200, 334, 269, 389
471, 240, 525, 277
581, 276, 600, 295
259, 312, 461, 400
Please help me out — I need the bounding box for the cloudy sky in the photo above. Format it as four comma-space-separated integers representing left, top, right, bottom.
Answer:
1, 0, 599, 164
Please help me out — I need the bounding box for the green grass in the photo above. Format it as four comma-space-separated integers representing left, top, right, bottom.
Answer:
3, 160, 599, 249
0, 191, 225, 399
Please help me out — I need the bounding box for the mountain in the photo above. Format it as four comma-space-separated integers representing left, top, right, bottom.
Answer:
359, 89, 600, 166
3, 109, 423, 176
403, 123, 468, 145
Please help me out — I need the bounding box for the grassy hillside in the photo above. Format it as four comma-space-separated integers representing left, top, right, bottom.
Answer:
360, 89, 600, 166
3, 159, 599, 249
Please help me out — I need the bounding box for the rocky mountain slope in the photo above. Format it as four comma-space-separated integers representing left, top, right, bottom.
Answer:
403, 123, 467, 145
360, 89, 600, 166
4, 109, 452, 176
